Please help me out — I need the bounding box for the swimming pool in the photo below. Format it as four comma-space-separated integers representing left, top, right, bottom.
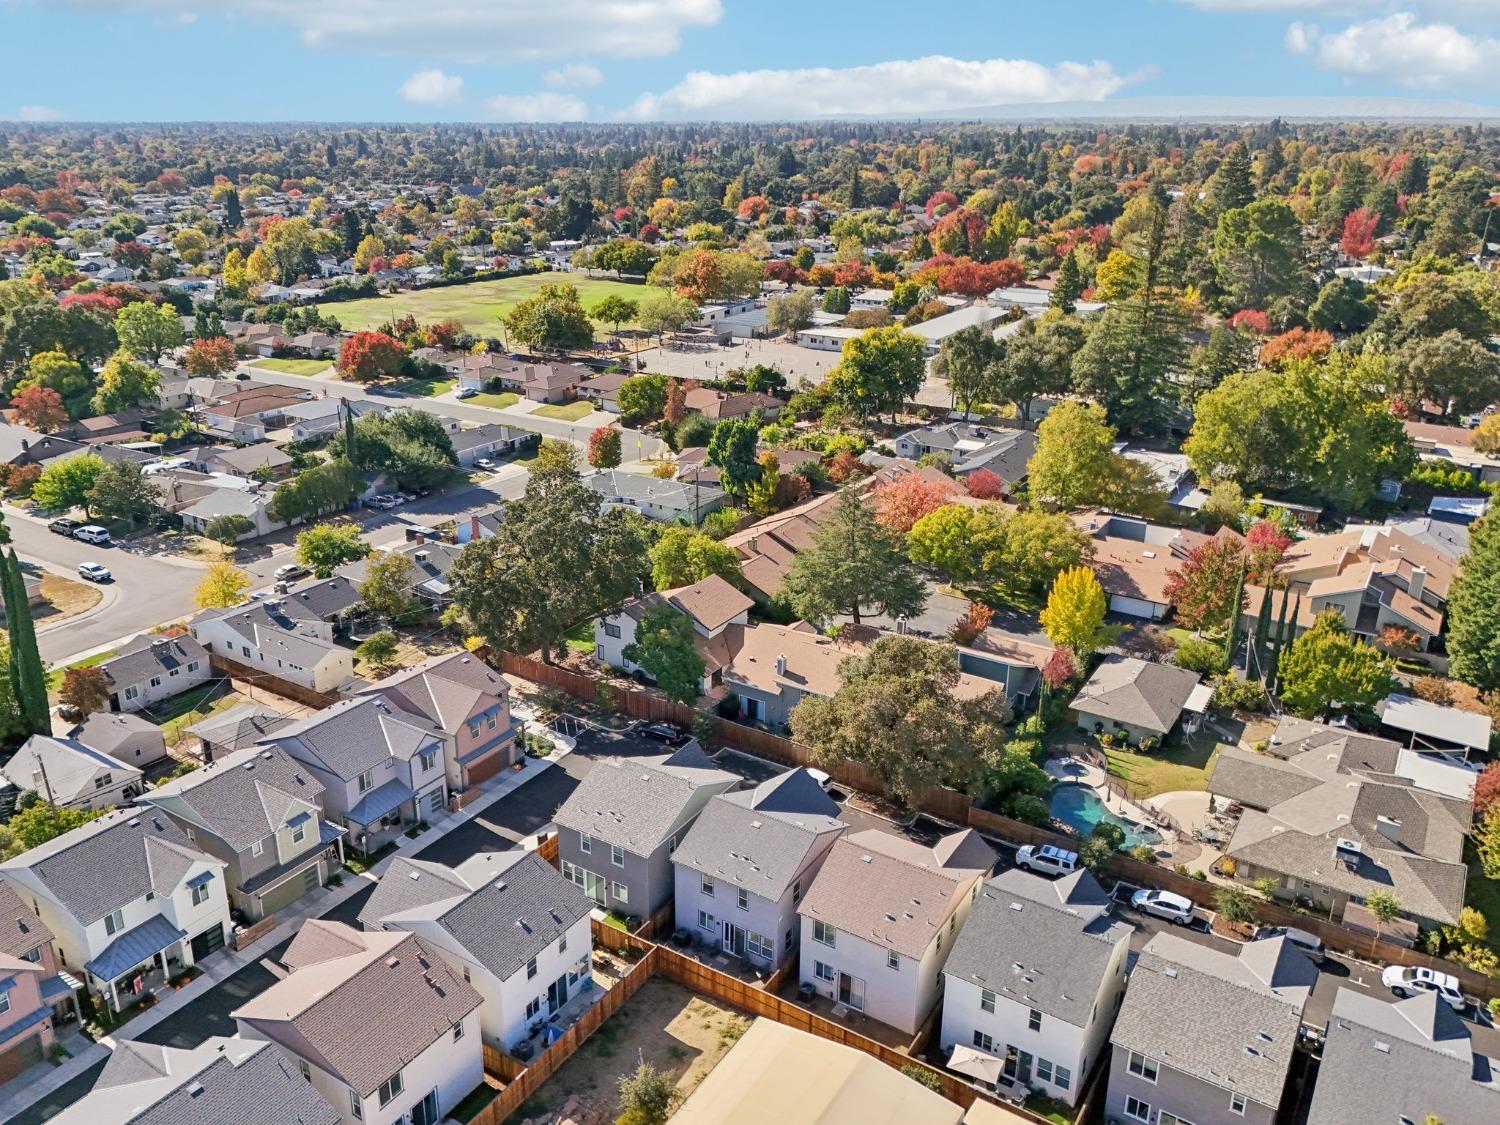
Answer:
1049, 783, 1163, 849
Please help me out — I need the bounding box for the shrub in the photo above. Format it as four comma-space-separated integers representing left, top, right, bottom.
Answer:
1130, 843, 1159, 864
1175, 637, 1229, 677
1215, 886, 1257, 925
900, 1065, 944, 1092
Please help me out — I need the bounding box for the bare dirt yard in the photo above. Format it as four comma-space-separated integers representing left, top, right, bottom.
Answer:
35, 574, 103, 623
510, 978, 750, 1125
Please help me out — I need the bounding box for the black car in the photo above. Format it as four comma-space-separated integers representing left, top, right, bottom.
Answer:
640, 722, 689, 745
48, 518, 81, 536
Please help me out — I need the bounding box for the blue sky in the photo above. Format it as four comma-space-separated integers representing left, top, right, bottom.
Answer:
3, 1, 1500, 122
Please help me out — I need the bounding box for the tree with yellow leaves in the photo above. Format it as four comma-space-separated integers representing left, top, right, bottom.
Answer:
1040, 566, 1110, 658
194, 561, 252, 609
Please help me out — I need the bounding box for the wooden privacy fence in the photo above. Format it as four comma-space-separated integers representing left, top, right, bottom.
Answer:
534, 831, 559, 866
231, 913, 276, 952
208, 654, 342, 710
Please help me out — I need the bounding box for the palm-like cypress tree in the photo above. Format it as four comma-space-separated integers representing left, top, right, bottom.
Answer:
342, 398, 359, 468
2, 549, 49, 734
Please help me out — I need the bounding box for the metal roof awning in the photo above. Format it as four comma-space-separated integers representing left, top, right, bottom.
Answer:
84, 915, 187, 983
346, 778, 414, 826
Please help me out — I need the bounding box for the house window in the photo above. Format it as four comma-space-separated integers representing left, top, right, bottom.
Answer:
468, 719, 481, 738
0, 993, 9, 1015
251, 841, 264, 857
350, 1091, 363, 1120
291, 823, 306, 845
452, 1021, 464, 1042
792, 880, 802, 905
377, 1070, 404, 1108
746, 931, 773, 959
486, 712, 497, 730
1054, 1065, 1071, 1091
170, 669, 179, 677
579, 832, 592, 854
525, 997, 541, 1019
737, 887, 749, 911
980, 988, 996, 1013
145, 891, 154, 902
188, 661, 200, 673
559, 932, 567, 954
1124, 1097, 1152, 1123
125, 686, 139, 701
1028, 1008, 1042, 1032
1036, 1059, 1053, 1085
611, 881, 628, 902
150, 677, 162, 688
1159, 1115, 1196, 1125
972, 1030, 993, 1053
1229, 1093, 1246, 1115
813, 921, 836, 947
462, 965, 470, 982
610, 844, 624, 868
699, 910, 715, 931
814, 960, 835, 983
527, 957, 538, 979
604, 623, 621, 639
419, 750, 436, 772
357, 771, 373, 793
104, 909, 124, 936
701, 874, 714, 896
785, 928, 793, 951
241, 646, 251, 659
887, 950, 900, 970
299, 1059, 310, 1081
95, 774, 113, 790
1127, 1052, 1159, 1083
192, 883, 211, 906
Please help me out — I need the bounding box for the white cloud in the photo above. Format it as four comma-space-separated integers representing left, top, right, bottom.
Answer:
625, 55, 1140, 121
485, 91, 588, 121
12, 106, 68, 122
399, 69, 464, 104
66, 1, 721, 60
1292, 12, 1500, 86
544, 64, 604, 89
1177, 0, 1496, 16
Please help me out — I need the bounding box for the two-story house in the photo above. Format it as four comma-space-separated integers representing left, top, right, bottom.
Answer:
359, 849, 593, 1052
234, 920, 483, 1125
0, 883, 76, 1083
940, 869, 1131, 1107
137, 745, 346, 921
258, 696, 449, 854
595, 575, 754, 696
672, 768, 844, 970
0, 735, 142, 811
49, 1035, 342, 1125
1106, 933, 1317, 1125
358, 652, 522, 791
553, 745, 739, 920
797, 829, 995, 1036
191, 601, 355, 694
0, 810, 231, 1013
96, 633, 212, 714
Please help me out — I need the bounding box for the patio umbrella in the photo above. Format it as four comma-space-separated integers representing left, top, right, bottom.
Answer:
947, 1044, 1005, 1085
540, 1024, 564, 1045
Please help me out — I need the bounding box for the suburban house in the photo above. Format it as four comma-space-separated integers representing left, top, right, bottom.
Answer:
191, 443, 295, 479
175, 479, 283, 541
0, 883, 75, 1083
96, 633, 212, 714
595, 574, 754, 695
1305, 989, 1500, 1125
0, 735, 142, 811
1070, 656, 1211, 745
456, 357, 590, 402
683, 387, 784, 422
1404, 419, 1500, 484
234, 921, 483, 1125
68, 712, 168, 771
1375, 692, 1492, 758
137, 744, 345, 922
49, 1036, 341, 1125
287, 331, 339, 358
1079, 514, 1221, 621
339, 538, 464, 610
281, 396, 383, 442
578, 370, 630, 412
797, 828, 996, 1035
1207, 719, 1472, 927
892, 423, 1036, 483
357, 651, 522, 791
1106, 933, 1317, 1125
672, 768, 845, 971
190, 601, 355, 694
184, 702, 295, 762
194, 386, 311, 442
259, 696, 451, 854
450, 422, 530, 466
553, 746, 739, 919
0, 810, 232, 1013
359, 849, 593, 1052
940, 869, 1131, 1108
583, 468, 725, 523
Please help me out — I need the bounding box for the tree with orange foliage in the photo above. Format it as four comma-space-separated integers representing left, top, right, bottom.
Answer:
10, 385, 68, 432
672, 249, 724, 303
1341, 207, 1380, 259
966, 469, 1004, 500
937, 257, 1025, 298
874, 475, 956, 533
183, 336, 238, 375
1259, 326, 1333, 369
663, 379, 687, 426
337, 331, 405, 382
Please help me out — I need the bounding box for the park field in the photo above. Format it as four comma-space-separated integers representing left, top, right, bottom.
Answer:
315, 273, 648, 335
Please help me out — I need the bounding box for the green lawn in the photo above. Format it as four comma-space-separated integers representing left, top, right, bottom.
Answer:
149, 682, 239, 748
529, 400, 594, 422
46, 648, 117, 695
316, 274, 648, 334
1464, 850, 1500, 953
564, 620, 595, 654
466, 391, 520, 409
251, 357, 332, 376
389, 376, 456, 397
1102, 737, 1222, 798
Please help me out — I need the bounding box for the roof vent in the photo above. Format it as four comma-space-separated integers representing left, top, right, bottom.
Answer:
884, 913, 896, 922
750, 820, 762, 829
408, 871, 421, 881
1009, 902, 1024, 911
860, 854, 872, 863
1373, 1041, 1390, 1054
187, 1082, 205, 1098
384, 956, 400, 968
1163, 967, 1178, 978
128, 818, 141, 827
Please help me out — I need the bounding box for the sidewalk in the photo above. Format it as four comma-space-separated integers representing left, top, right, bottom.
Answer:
0, 741, 572, 1122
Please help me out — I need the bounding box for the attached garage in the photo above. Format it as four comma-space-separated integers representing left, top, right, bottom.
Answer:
1107, 594, 1165, 620
256, 863, 322, 918
465, 751, 506, 787
189, 923, 225, 962
0, 1030, 45, 1082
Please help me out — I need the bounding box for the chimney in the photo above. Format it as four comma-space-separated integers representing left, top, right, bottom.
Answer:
412, 529, 425, 544
775, 653, 787, 676
1408, 566, 1426, 602
748, 534, 760, 553
1375, 815, 1402, 845
469, 514, 481, 541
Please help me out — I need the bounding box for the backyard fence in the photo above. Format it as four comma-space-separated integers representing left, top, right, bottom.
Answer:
208, 654, 342, 710
231, 914, 277, 952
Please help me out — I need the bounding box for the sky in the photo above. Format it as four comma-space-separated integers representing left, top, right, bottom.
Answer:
3, 1, 1500, 123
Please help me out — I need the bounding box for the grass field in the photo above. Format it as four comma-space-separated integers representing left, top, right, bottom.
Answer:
1102, 738, 1222, 798
530, 400, 594, 421
317, 274, 649, 334
466, 391, 519, 409
390, 375, 455, 397
251, 357, 332, 376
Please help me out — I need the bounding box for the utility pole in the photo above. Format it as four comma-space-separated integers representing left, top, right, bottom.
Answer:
36, 757, 55, 808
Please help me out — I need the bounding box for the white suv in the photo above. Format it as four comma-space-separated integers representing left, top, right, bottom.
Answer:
1381, 966, 1467, 1012
1131, 889, 1197, 925
1015, 845, 1079, 878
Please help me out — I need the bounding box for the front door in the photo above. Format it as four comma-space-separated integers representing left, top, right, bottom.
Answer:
583, 869, 606, 905
411, 1088, 440, 1125
547, 974, 569, 1015
722, 922, 745, 956
837, 972, 865, 1011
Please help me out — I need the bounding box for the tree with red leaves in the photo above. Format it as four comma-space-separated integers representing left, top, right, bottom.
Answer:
424, 320, 464, 349
932, 207, 989, 258
1475, 760, 1500, 817
1042, 647, 1077, 691
1245, 519, 1291, 585
827, 450, 865, 482
966, 469, 1004, 500
663, 379, 687, 426
1163, 536, 1248, 632
59, 666, 111, 716
337, 331, 405, 382
834, 260, 873, 288
765, 259, 804, 285
587, 425, 622, 469
924, 191, 959, 219
1341, 207, 1380, 259
936, 257, 1024, 298
59, 291, 123, 317
10, 385, 68, 432
1227, 309, 1271, 334
184, 336, 238, 376
112, 241, 151, 268
949, 601, 994, 646
1259, 326, 1334, 369
874, 476, 956, 533
737, 195, 770, 220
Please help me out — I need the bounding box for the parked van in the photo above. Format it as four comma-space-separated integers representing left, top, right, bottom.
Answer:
73, 525, 112, 545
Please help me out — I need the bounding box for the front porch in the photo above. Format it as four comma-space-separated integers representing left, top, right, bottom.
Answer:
84, 915, 190, 1015
345, 779, 444, 854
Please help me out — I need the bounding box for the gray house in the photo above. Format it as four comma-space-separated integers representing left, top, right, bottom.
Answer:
891, 422, 1036, 482
672, 768, 844, 969
553, 746, 738, 920
258, 696, 450, 855
69, 712, 168, 771
185, 703, 295, 763
1071, 656, 1210, 745
138, 745, 345, 921
1106, 933, 1316, 1125
97, 634, 212, 714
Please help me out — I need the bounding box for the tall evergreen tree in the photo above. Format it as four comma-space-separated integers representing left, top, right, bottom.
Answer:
1051, 249, 1083, 313
223, 189, 242, 232
2, 550, 49, 735
1211, 143, 1255, 214
342, 399, 359, 468
1448, 513, 1500, 692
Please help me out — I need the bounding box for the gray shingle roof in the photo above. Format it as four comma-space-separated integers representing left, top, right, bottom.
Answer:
281, 576, 362, 620
186, 703, 295, 754
140, 745, 325, 852
944, 870, 1129, 1027
358, 651, 507, 732
99, 634, 209, 691
0, 880, 52, 959
68, 712, 165, 759
0, 735, 142, 805
553, 746, 738, 854
1071, 655, 1201, 735
263, 696, 439, 781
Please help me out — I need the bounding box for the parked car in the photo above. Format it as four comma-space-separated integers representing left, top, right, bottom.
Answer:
1257, 925, 1326, 965
1131, 889, 1196, 925
456, 387, 478, 399
1016, 844, 1079, 878
806, 768, 833, 792
1381, 966, 1467, 1011
640, 722, 689, 745
73, 525, 112, 545
475, 458, 498, 470
274, 562, 309, 581
366, 495, 398, 510
77, 562, 112, 583
48, 518, 81, 537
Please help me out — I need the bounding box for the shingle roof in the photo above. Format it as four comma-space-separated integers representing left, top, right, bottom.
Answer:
139, 745, 325, 852
233, 924, 481, 1097
51, 1036, 342, 1125
672, 769, 844, 902
185, 703, 295, 754
99, 634, 209, 691
1110, 934, 1313, 1110
357, 651, 507, 733
68, 712, 165, 759
944, 870, 1129, 1027
1071, 655, 1201, 735
0, 881, 52, 959
797, 829, 994, 959
262, 696, 439, 781
0, 735, 142, 805
553, 746, 738, 854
